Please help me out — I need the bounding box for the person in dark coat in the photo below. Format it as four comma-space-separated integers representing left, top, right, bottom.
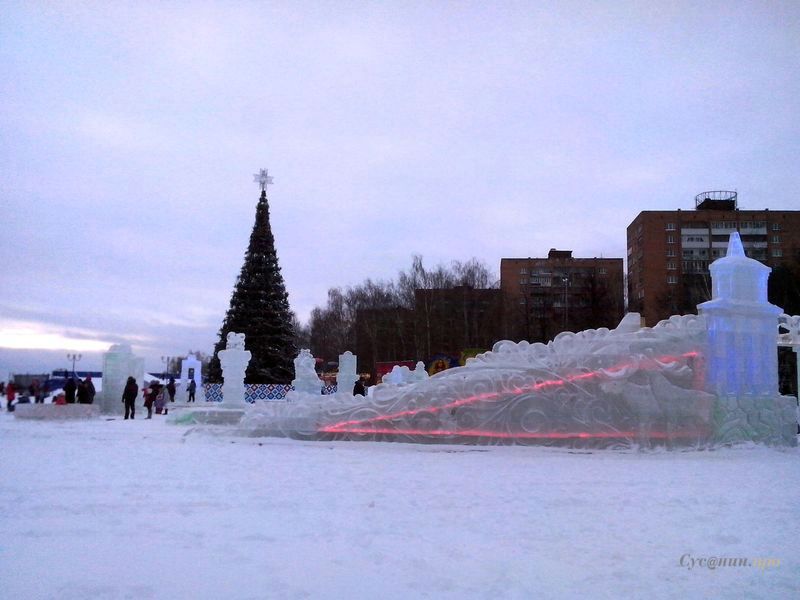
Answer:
187, 379, 197, 402
353, 376, 366, 396
76, 379, 89, 404
84, 376, 96, 404
122, 376, 138, 420
166, 377, 176, 403
64, 377, 77, 404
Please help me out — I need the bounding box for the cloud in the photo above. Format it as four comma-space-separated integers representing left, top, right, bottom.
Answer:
0, 319, 115, 352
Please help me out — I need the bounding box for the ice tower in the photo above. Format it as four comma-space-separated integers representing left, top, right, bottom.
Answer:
699, 232, 780, 396
699, 232, 796, 445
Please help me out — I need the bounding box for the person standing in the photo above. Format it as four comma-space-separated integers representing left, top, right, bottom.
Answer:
353, 376, 366, 396
166, 377, 176, 403
122, 376, 138, 420
64, 377, 77, 404
187, 378, 197, 402
5, 382, 15, 411
144, 381, 161, 419
84, 376, 96, 404
34, 379, 46, 404
76, 379, 89, 404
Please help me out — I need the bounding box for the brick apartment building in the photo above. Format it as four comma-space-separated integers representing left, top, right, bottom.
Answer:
627, 191, 800, 326
501, 250, 625, 343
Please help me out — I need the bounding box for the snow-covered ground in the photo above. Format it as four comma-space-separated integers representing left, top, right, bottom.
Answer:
1, 410, 798, 599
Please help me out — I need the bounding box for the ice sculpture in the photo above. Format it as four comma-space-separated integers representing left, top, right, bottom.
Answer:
178, 353, 203, 403
380, 362, 429, 386
290, 349, 323, 396
100, 344, 144, 415
698, 232, 794, 444
218, 332, 251, 405
410, 361, 429, 382
233, 233, 795, 448
337, 351, 358, 394
382, 364, 412, 385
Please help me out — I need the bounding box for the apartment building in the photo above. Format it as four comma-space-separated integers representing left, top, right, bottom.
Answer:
501, 250, 624, 343
627, 191, 800, 326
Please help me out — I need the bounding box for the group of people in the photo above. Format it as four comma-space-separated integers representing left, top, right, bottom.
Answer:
122, 376, 178, 419
61, 376, 96, 405
3, 378, 59, 411
3, 374, 199, 415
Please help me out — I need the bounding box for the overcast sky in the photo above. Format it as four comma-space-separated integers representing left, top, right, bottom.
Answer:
2, 1, 799, 376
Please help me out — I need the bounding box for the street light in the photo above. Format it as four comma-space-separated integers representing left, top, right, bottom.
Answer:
161, 356, 172, 380
66, 353, 82, 377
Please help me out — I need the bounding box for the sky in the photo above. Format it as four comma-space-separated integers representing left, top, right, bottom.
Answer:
2, 1, 799, 377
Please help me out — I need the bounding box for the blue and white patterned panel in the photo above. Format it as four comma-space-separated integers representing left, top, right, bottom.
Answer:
202, 383, 338, 402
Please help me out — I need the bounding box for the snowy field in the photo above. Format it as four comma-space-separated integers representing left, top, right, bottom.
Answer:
1, 410, 798, 600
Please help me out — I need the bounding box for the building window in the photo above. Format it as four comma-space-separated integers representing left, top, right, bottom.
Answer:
598, 268, 607, 275
772, 223, 780, 231
666, 248, 675, 257
666, 223, 676, 231
772, 249, 783, 257
519, 279, 526, 285
772, 235, 781, 243
667, 262, 677, 270
667, 235, 675, 244
519, 268, 527, 274
667, 275, 677, 284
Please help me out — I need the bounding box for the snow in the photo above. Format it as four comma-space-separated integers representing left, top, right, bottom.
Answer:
1, 411, 798, 599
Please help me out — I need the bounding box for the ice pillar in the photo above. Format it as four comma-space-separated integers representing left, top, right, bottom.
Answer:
337, 351, 358, 394
100, 344, 145, 415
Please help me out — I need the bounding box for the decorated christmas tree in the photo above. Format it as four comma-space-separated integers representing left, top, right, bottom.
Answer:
208, 170, 296, 383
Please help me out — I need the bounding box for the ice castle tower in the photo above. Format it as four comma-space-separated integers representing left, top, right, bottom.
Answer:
699, 232, 780, 396
699, 232, 796, 445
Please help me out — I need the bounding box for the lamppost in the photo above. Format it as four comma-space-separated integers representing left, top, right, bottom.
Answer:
66, 353, 82, 377
161, 356, 172, 380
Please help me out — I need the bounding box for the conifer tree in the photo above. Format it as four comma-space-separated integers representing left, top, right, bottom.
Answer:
208, 185, 296, 383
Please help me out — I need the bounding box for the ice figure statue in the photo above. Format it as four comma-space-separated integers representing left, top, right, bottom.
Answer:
218, 332, 251, 405
410, 361, 429, 382
100, 344, 144, 415
337, 351, 358, 394
291, 349, 323, 395
231, 233, 795, 448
